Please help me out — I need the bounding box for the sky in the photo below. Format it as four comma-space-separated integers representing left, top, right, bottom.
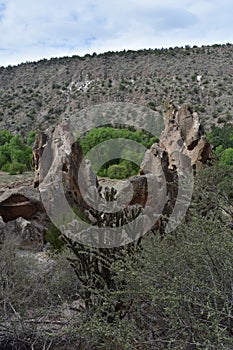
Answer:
0, 0, 232, 67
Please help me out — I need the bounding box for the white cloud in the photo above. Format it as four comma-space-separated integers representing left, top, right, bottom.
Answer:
0, 0, 232, 66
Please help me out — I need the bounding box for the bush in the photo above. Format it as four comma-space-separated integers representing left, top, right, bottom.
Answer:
79, 126, 157, 178
8, 160, 26, 175
0, 130, 34, 174
219, 148, 233, 167
74, 214, 233, 350
107, 164, 128, 179
207, 124, 233, 149
0, 240, 78, 348
191, 164, 233, 223
129, 218, 233, 349
45, 222, 64, 251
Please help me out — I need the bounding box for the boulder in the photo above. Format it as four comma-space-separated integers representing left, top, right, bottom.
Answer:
0, 216, 45, 250
0, 187, 43, 222
0, 187, 48, 250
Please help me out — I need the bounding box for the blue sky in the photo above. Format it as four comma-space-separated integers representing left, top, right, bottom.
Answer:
0, 0, 232, 66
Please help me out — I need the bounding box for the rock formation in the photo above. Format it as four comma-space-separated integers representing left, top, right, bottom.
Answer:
32, 123, 98, 215
159, 103, 212, 171
140, 103, 212, 176
0, 103, 212, 248
0, 216, 45, 250
138, 103, 212, 233
0, 187, 48, 250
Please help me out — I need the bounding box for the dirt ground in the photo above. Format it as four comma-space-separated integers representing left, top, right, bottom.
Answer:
0, 171, 34, 189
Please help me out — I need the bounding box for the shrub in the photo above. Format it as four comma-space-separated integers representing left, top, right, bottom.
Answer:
45, 222, 64, 251
80, 126, 157, 178
0, 240, 78, 348
219, 147, 233, 167
0, 130, 34, 174
75, 214, 233, 349
107, 164, 128, 179
8, 160, 26, 175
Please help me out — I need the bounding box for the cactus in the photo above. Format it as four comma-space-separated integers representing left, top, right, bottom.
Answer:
60, 186, 144, 312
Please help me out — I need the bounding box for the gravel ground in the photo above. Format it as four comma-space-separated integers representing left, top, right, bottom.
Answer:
0, 171, 34, 189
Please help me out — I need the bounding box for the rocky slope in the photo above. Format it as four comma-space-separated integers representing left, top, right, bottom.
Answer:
0, 44, 233, 135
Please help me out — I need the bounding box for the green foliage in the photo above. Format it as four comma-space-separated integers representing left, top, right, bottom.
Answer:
207, 124, 233, 167
127, 217, 233, 349
207, 123, 233, 149
80, 127, 157, 154
80, 126, 158, 179
219, 147, 233, 167
8, 160, 26, 175
45, 222, 64, 251
0, 130, 13, 145
0, 130, 34, 174
192, 164, 233, 222
107, 164, 128, 179
106, 160, 139, 179
76, 215, 233, 349
79, 314, 142, 350
27, 130, 36, 146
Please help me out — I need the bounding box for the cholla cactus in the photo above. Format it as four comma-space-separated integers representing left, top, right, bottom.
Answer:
61, 186, 144, 311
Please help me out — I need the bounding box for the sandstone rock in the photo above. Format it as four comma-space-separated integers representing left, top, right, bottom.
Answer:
138, 103, 211, 233
0, 187, 49, 250
33, 123, 99, 224
28, 105, 211, 240
0, 216, 45, 250
140, 104, 211, 187
159, 103, 212, 170
0, 186, 44, 222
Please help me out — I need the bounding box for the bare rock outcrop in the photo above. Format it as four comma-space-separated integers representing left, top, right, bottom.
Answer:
141, 103, 211, 175
33, 123, 98, 219
0, 216, 45, 250
138, 103, 212, 232
0, 123, 99, 250
0, 186, 48, 250
0, 187, 43, 222
159, 103, 212, 170
0, 103, 211, 248
31, 105, 211, 239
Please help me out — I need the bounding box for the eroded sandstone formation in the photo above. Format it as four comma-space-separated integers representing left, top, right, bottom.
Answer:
0, 103, 212, 248
138, 103, 212, 232
0, 187, 48, 250
32, 123, 98, 213
160, 103, 212, 170
140, 103, 211, 176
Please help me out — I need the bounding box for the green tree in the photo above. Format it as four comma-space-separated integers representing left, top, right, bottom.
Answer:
80, 126, 157, 178
27, 130, 36, 146
207, 123, 233, 149
107, 164, 128, 179
0, 144, 11, 168
0, 130, 34, 174
219, 147, 233, 167
0, 130, 13, 145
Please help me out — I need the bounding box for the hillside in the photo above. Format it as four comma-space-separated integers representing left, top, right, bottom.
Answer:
0, 43, 233, 135
0, 44, 233, 350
